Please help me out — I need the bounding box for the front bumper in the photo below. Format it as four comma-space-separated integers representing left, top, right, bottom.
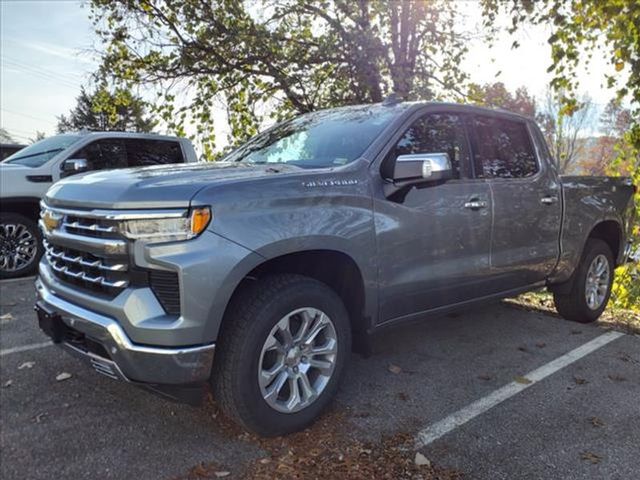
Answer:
35, 278, 215, 387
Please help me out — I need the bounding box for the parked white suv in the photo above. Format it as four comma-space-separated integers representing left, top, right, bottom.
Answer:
0, 132, 198, 278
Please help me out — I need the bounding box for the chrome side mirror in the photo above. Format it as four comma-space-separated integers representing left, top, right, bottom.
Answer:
392, 152, 453, 183
61, 158, 88, 177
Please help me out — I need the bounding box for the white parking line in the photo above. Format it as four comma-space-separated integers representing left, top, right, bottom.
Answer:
415, 330, 625, 449
0, 276, 36, 285
0, 341, 53, 357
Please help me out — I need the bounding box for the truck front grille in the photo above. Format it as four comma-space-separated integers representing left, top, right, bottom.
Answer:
40, 203, 182, 314
43, 240, 129, 295
62, 215, 119, 238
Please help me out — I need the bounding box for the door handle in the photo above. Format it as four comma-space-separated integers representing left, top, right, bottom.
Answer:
464, 200, 488, 210
540, 195, 559, 205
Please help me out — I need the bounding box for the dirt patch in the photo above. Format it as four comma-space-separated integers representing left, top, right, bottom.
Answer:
174, 398, 463, 479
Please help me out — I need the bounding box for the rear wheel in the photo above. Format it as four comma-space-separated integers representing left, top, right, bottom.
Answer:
0, 213, 42, 279
553, 239, 614, 323
211, 274, 351, 436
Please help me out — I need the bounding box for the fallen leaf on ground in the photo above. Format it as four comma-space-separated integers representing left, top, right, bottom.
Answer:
414, 452, 431, 466
18, 361, 35, 370
214, 472, 230, 478
478, 374, 492, 381
536, 342, 547, 348
397, 392, 409, 402
514, 376, 532, 385
32, 412, 47, 423
573, 376, 588, 385
517, 346, 530, 352
388, 364, 402, 374
589, 416, 605, 427
3, 380, 13, 388
56, 372, 72, 381
581, 451, 602, 464
607, 374, 626, 382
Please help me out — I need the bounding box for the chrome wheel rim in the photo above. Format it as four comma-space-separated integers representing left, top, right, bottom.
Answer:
258, 307, 338, 414
585, 254, 610, 310
0, 223, 38, 272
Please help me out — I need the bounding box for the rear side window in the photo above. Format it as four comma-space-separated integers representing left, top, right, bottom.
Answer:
125, 139, 184, 167
472, 116, 538, 179
388, 113, 470, 179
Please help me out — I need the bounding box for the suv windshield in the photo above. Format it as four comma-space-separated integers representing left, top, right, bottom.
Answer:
224, 105, 404, 168
3, 134, 82, 168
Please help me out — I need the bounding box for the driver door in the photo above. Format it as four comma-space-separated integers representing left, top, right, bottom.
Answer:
373, 111, 493, 323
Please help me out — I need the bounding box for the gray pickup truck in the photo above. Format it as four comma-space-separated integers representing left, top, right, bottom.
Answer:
34, 101, 635, 436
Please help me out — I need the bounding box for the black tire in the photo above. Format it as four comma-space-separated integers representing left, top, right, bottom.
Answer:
553, 238, 614, 323
0, 213, 42, 279
211, 274, 351, 436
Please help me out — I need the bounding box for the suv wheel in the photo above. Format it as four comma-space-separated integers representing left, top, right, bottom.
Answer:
553, 239, 614, 323
0, 213, 42, 279
212, 274, 351, 436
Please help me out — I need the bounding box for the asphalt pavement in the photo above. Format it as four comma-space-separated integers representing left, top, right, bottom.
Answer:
1, 277, 638, 479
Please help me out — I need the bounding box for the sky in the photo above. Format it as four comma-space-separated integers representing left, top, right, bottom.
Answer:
0, 0, 623, 151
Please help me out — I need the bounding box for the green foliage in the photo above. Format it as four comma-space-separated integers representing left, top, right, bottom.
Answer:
57, 85, 156, 133
89, 0, 470, 158
609, 126, 640, 311
467, 82, 537, 117
481, 0, 640, 308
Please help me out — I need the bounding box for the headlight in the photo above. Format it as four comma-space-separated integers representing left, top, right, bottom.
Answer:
120, 207, 211, 242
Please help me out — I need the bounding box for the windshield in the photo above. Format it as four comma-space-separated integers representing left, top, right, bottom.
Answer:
224, 105, 403, 168
3, 134, 82, 168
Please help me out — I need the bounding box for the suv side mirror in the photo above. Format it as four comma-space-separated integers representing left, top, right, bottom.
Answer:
392, 153, 453, 183
61, 158, 88, 177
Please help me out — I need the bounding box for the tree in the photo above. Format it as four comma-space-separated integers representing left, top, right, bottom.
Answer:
29, 131, 46, 144
538, 91, 595, 174
468, 82, 537, 117
89, 0, 470, 154
481, 0, 640, 309
57, 85, 155, 133
579, 100, 633, 175
0, 127, 16, 143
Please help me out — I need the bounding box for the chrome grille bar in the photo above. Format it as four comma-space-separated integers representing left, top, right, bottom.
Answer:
46, 255, 128, 288
43, 241, 127, 272
62, 220, 117, 234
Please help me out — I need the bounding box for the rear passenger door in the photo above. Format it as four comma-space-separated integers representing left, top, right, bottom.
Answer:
124, 139, 185, 167
469, 115, 561, 289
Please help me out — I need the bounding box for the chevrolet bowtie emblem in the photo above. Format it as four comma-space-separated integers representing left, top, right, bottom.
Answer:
42, 210, 62, 232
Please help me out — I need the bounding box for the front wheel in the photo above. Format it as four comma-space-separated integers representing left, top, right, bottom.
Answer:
0, 213, 42, 279
553, 239, 614, 323
211, 274, 351, 436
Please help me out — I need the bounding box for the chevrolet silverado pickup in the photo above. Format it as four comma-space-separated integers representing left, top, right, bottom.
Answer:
34, 101, 635, 436
0, 132, 198, 278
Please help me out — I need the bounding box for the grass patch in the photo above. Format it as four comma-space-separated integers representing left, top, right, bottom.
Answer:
505, 289, 640, 335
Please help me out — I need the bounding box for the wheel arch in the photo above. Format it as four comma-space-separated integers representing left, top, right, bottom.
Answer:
588, 220, 623, 265
0, 197, 41, 222
220, 248, 373, 352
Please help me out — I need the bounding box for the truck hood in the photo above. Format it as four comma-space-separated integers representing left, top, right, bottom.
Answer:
44, 162, 304, 209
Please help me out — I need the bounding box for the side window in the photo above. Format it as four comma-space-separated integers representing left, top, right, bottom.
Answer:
71, 140, 127, 171
387, 113, 470, 179
125, 139, 184, 167
472, 116, 538, 179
